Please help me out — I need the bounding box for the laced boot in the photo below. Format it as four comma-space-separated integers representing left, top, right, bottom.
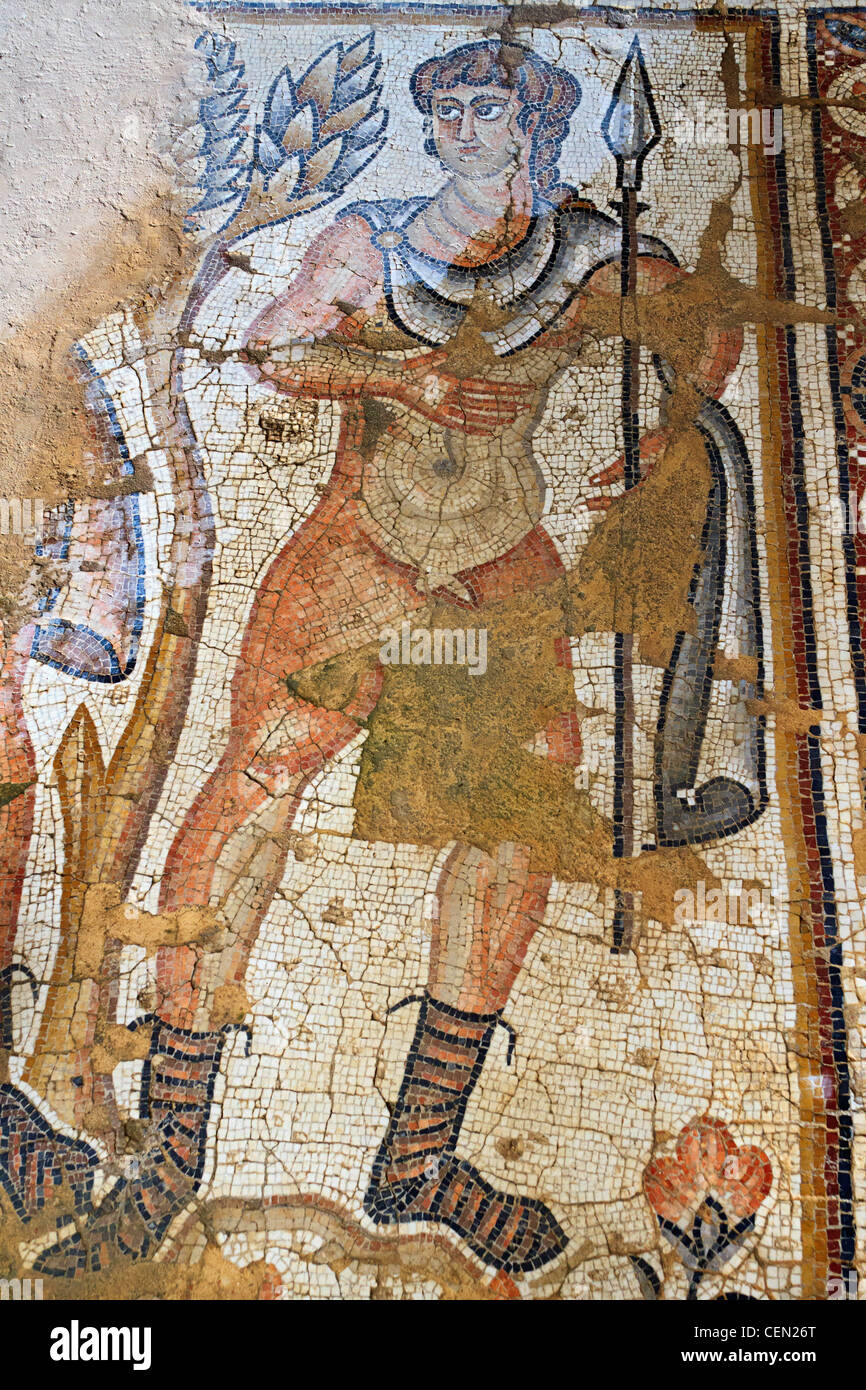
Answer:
33, 1017, 247, 1277
363, 993, 568, 1274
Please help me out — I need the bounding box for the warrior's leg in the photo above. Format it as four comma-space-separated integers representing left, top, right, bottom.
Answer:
365, 841, 569, 1275
0, 628, 102, 1224
32, 519, 416, 1275
155, 505, 418, 1026
429, 840, 552, 1015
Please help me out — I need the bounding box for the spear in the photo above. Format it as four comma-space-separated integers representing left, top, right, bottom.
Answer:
601, 37, 661, 953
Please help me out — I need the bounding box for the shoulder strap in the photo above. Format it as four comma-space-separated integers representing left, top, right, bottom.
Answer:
337, 197, 427, 235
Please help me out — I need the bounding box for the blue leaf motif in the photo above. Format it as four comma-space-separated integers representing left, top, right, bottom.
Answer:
256, 127, 288, 176
187, 31, 251, 232
264, 68, 298, 145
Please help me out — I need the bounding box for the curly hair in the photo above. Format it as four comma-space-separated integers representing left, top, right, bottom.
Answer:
409, 40, 580, 197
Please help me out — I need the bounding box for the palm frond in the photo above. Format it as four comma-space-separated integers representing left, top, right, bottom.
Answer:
186, 32, 251, 234
249, 31, 388, 221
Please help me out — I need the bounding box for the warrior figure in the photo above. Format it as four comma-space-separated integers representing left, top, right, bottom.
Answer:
31, 40, 764, 1277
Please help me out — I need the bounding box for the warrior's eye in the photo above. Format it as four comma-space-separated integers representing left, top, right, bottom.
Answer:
436, 103, 463, 121
474, 102, 506, 121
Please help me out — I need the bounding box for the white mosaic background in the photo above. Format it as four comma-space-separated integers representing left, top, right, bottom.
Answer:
5, 5, 865, 1297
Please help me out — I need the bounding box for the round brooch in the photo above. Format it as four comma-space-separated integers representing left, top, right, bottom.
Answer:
372, 227, 405, 250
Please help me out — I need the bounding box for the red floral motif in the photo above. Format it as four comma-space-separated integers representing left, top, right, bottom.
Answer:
642, 1118, 772, 1295
644, 1116, 772, 1229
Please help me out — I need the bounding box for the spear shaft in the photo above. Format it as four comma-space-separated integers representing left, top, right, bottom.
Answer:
614, 187, 639, 945
601, 38, 661, 952
613, 184, 639, 951
620, 185, 641, 491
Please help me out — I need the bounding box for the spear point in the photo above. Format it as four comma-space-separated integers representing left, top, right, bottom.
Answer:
601, 36, 662, 192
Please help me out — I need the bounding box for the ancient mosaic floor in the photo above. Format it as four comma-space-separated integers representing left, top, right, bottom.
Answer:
2, 0, 866, 1303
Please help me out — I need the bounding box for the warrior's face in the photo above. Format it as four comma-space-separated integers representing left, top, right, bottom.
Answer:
430, 82, 538, 181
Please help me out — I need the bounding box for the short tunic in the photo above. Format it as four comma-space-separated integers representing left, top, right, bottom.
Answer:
337, 524, 612, 879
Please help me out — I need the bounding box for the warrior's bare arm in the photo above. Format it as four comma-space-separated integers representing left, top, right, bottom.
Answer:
558, 255, 743, 402
565, 255, 743, 508
244, 215, 537, 435
244, 215, 411, 394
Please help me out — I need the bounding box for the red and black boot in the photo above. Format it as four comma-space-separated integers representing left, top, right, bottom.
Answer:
33, 1017, 247, 1277
363, 993, 568, 1274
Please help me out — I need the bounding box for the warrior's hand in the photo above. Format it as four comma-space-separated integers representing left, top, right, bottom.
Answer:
584, 428, 672, 511
244, 333, 537, 432
395, 367, 537, 436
